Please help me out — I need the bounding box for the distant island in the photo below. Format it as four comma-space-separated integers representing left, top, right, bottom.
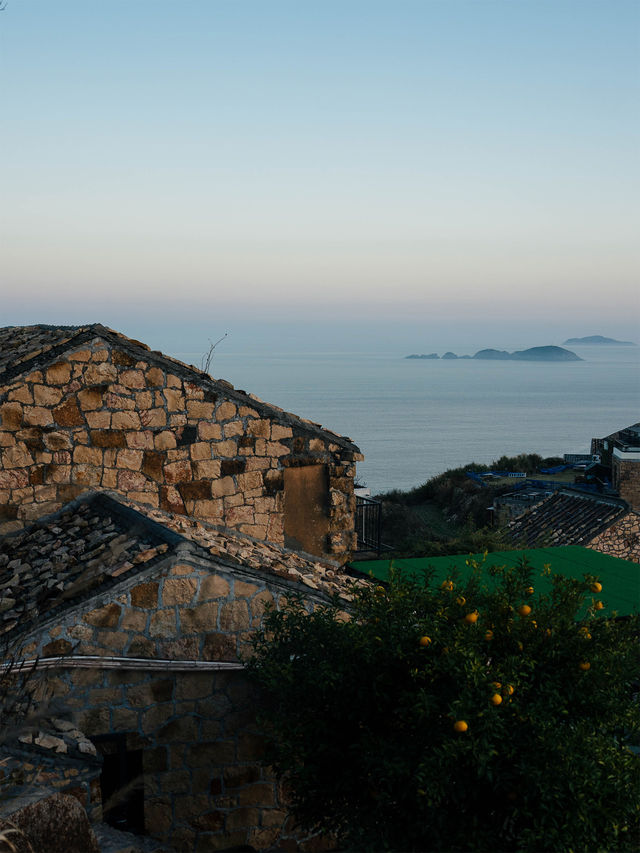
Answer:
406, 346, 582, 362
563, 335, 636, 346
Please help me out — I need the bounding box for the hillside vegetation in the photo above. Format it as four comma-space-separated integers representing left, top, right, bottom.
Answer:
376, 454, 564, 556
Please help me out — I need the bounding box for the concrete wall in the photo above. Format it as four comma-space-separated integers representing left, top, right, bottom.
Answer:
0, 336, 359, 563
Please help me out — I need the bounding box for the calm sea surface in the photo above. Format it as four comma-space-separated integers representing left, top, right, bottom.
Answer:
173, 346, 640, 496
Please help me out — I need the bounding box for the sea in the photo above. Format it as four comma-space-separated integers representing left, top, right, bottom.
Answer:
172, 345, 640, 496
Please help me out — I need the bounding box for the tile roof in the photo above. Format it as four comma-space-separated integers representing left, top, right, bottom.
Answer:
506, 488, 629, 548
0, 491, 360, 641
0, 325, 94, 381
0, 324, 361, 453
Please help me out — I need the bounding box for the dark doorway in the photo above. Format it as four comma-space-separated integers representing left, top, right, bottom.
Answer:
93, 734, 145, 834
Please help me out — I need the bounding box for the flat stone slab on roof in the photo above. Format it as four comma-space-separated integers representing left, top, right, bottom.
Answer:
0, 491, 361, 641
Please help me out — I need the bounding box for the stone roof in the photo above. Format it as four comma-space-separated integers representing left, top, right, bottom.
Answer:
507, 488, 629, 548
0, 324, 361, 454
0, 491, 360, 641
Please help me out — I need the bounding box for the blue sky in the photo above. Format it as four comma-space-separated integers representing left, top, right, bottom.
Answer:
2, 0, 638, 353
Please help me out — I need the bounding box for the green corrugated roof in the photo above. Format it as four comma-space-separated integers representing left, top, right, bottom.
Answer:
350, 547, 639, 617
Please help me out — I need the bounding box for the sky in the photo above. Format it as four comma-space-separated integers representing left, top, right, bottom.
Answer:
2, 0, 639, 355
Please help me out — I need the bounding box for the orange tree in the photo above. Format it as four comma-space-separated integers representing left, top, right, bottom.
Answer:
247, 561, 639, 852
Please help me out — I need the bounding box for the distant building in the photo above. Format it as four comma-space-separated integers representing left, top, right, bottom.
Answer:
592, 423, 640, 510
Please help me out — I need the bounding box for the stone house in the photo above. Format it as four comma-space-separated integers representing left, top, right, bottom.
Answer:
1, 490, 360, 851
0, 324, 362, 564
507, 488, 640, 564
0, 325, 366, 852
591, 423, 640, 509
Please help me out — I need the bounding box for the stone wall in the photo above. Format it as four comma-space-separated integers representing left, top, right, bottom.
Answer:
17, 558, 335, 852
613, 458, 640, 511
588, 511, 640, 564
0, 335, 360, 562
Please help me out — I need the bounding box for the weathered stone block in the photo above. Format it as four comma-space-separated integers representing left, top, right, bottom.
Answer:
90, 429, 126, 447
42, 638, 73, 657
187, 740, 236, 767
193, 459, 221, 479
45, 361, 72, 385
72, 464, 102, 486
203, 633, 237, 662
85, 362, 118, 384
160, 484, 186, 514
2, 444, 34, 468
130, 581, 159, 609
24, 406, 55, 427
115, 448, 143, 470
178, 480, 211, 501
128, 636, 155, 656
117, 468, 148, 491
198, 574, 230, 600
83, 602, 121, 628
1, 402, 24, 430
52, 399, 84, 427
140, 408, 167, 428
125, 429, 154, 449
180, 601, 218, 633
73, 445, 103, 466
120, 369, 146, 389
164, 459, 193, 484
34, 384, 63, 406
162, 577, 197, 605
112, 411, 141, 430
95, 630, 129, 651
198, 421, 222, 441
220, 600, 250, 632
187, 400, 215, 419
149, 609, 176, 637
8, 385, 33, 404
154, 430, 177, 450
210, 476, 235, 498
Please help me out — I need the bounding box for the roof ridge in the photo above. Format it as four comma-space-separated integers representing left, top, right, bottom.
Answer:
0, 323, 360, 451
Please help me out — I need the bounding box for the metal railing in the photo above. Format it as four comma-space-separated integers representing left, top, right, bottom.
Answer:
355, 495, 383, 555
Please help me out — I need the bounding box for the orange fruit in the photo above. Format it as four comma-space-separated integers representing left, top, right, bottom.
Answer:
453, 720, 468, 733
525, 586, 534, 595
464, 611, 479, 624
484, 629, 494, 641
579, 661, 591, 671
456, 596, 466, 606
492, 681, 502, 689
590, 582, 602, 593
517, 604, 532, 617
505, 684, 514, 695
419, 636, 432, 647
490, 693, 503, 706
595, 601, 604, 611
441, 580, 454, 591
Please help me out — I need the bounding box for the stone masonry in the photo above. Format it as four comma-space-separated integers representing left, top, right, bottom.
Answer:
587, 511, 640, 563
0, 325, 363, 564
613, 458, 640, 511
2, 492, 360, 851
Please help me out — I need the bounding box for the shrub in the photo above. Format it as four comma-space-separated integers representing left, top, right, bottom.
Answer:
248, 562, 640, 852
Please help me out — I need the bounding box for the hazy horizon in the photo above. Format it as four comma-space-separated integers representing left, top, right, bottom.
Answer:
2, 1, 639, 346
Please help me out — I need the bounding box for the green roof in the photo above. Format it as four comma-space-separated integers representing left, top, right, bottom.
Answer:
350, 547, 640, 618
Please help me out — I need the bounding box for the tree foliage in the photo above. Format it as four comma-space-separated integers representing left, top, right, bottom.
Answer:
248, 562, 640, 852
